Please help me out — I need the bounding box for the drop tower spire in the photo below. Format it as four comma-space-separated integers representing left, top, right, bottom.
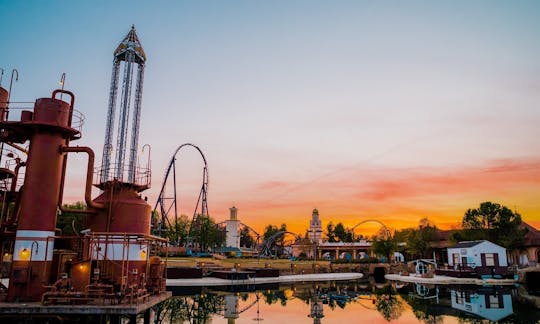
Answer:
101, 25, 146, 184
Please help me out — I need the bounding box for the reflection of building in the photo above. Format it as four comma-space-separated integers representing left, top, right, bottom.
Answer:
309, 295, 324, 324
226, 206, 240, 249
308, 209, 323, 244
450, 289, 513, 322
224, 294, 239, 323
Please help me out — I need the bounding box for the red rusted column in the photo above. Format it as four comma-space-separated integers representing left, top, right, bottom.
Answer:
8, 92, 77, 302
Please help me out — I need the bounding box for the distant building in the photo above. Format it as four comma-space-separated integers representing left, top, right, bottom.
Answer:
226, 206, 240, 248
307, 208, 323, 244
513, 222, 540, 266
445, 240, 509, 277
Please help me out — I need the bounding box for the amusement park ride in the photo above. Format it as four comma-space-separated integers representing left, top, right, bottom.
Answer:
0, 26, 168, 309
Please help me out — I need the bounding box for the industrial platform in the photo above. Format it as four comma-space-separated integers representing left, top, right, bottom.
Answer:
0, 291, 171, 315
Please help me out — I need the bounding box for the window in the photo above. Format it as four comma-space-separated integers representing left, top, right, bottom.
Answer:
486, 295, 503, 309
453, 253, 460, 265
455, 291, 463, 304
485, 253, 495, 266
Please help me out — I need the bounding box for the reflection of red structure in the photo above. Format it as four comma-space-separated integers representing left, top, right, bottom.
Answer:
0, 27, 167, 306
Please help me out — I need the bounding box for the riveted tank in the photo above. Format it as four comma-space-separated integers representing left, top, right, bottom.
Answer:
87, 183, 151, 234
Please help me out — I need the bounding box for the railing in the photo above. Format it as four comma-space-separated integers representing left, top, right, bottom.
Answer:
94, 163, 151, 188
0, 104, 85, 135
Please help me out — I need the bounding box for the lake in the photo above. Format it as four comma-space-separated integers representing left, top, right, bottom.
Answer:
155, 280, 540, 323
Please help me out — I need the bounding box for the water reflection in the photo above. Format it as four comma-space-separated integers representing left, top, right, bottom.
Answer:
154, 281, 539, 323
450, 287, 512, 322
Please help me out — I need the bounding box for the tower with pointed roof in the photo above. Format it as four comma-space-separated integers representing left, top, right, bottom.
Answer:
101, 25, 146, 184
308, 208, 323, 244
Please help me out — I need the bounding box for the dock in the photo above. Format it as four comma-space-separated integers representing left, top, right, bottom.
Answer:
166, 272, 364, 287
0, 292, 171, 322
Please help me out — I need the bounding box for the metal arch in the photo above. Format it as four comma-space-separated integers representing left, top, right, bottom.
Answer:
239, 222, 262, 247
351, 219, 388, 230
239, 222, 261, 239
259, 231, 302, 257
152, 143, 209, 245
215, 221, 262, 247
351, 219, 391, 239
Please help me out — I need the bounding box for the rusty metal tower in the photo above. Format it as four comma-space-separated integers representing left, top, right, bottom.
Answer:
101, 25, 146, 184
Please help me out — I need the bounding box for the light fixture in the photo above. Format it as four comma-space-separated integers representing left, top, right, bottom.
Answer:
19, 248, 30, 261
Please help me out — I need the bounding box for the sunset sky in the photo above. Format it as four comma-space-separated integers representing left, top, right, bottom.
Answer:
1, 1, 539, 235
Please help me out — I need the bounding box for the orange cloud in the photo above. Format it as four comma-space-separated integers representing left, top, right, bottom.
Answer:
215, 157, 540, 235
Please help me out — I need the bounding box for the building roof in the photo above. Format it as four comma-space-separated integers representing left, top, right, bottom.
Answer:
522, 222, 540, 247
114, 25, 146, 63
450, 240, 487, 249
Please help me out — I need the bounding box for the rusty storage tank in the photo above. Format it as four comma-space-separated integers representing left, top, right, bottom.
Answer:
84, 181, 151, 287
87, 183, 151, 234
7, 91, 79, 302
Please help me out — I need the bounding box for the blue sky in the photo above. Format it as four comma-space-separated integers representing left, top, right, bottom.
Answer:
1, 1, 539, 232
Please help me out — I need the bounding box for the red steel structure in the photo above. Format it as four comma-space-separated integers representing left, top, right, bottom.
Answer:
0, 27, 167, 305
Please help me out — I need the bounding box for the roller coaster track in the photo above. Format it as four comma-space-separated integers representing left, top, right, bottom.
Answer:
152, 143, 208, 245
351, 219, 391, 238
259, 231, 302, 257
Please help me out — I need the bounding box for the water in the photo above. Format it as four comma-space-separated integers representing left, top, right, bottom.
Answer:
156, 280, 540, 323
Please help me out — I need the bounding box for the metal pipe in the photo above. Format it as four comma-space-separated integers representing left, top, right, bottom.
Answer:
6, 142, 28, 154
59, 73, 66, 100
54, 89, 76, 209
10, 158, 24, 192
61, 146, 106, 210
8, 69, 18, 103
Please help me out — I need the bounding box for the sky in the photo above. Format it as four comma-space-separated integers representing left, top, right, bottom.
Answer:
1, 1, 539, 235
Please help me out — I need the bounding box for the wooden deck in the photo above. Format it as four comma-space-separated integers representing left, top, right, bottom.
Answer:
0, 291, 171, 315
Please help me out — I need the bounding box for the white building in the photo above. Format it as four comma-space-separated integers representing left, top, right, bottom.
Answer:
447, 240, 507, 268
307, 208, 323, 244
226, 206, 240, 248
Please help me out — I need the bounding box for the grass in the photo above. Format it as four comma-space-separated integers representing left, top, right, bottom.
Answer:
166, 257, 331, 271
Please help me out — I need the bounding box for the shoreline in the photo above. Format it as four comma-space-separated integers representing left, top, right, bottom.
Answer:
385, 273, 517, 285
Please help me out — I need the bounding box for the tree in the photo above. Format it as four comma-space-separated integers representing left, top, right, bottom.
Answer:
326, 222, 354, 242
326, 222, 336, 242
240, 226, 255, 248
461, 202, 526, 249
372, 235, 398, 262
164, 214, 191, 246
334, 222, 354, 242
191, 214, 224, 252
394, 219, 438, 259
56, 202, 86, 235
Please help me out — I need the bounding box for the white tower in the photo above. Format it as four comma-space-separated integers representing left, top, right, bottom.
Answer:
226, 206, 240, 248
308, 208, 323, 244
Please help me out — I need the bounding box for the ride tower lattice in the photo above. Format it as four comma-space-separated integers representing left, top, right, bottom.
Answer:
100, 25, 146, 185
